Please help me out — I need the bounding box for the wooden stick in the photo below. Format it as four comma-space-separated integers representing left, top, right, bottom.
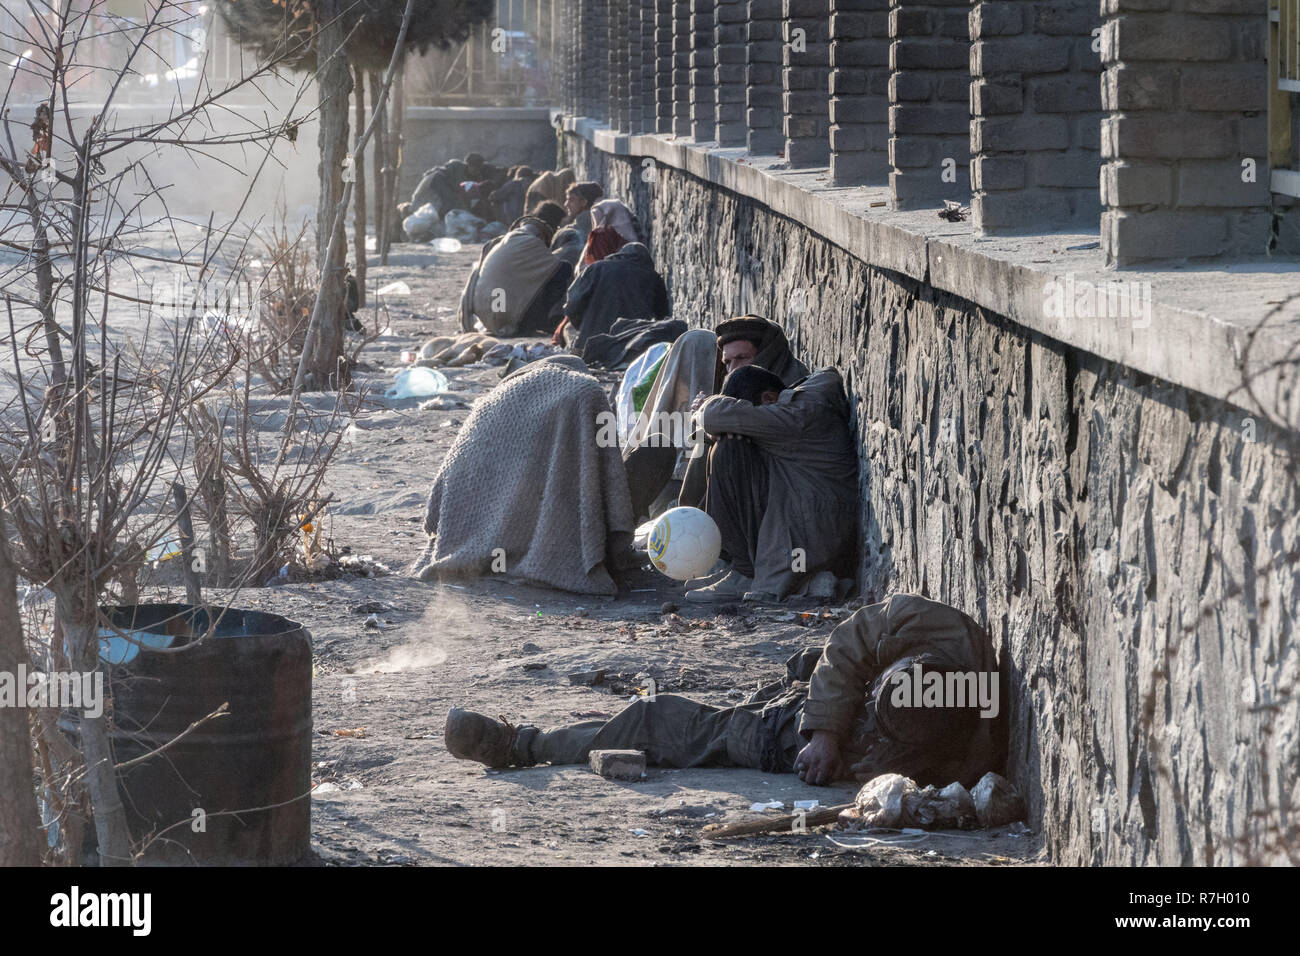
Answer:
704, 803, 854, 839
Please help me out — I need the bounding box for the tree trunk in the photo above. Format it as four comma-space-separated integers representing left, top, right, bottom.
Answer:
352, 65, 367, 311
60, 612, 134, 866
304, 0, 353, 391
0, 510, 44, 866
370, 73, 388, 271
381, 57, 406, 264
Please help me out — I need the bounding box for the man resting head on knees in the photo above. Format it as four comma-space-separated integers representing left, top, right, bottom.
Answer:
443, 594, 1004, 792
686, 363, 858, 604
622, 316, 809, 520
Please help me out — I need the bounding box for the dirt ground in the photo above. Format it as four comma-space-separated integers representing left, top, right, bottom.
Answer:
220, 240, 1045, 867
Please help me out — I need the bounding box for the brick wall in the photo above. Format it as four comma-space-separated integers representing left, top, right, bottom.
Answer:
715, 0, 750, 145
691, 0, 717, 141
748, 0, 786, 153
656, 0, 675, 133
970, 0, 1103, 234
888, 0, 971, 208
1100, 0, 1272, 263
830, 0, 892, 184
784, 0, 833, 166
673, 1, 692, 135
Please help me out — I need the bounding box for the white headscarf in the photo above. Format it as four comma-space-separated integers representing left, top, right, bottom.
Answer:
589, 199, 639, 243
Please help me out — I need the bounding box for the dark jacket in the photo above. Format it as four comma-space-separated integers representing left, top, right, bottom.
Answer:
799, 593, 1003, 788
563, 243, 670, 358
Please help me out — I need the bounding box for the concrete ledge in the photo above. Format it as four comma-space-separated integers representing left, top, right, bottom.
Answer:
409, 106, 554, 121
564, 115, 1300, 430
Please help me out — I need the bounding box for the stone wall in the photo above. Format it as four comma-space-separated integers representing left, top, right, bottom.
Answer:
563, 130, 1300, 866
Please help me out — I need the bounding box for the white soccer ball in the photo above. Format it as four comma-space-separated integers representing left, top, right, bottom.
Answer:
647, 506, 722, 581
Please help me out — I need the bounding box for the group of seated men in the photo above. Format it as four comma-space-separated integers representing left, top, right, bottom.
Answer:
415, 178, 1004, 790
455, 176, 670, 358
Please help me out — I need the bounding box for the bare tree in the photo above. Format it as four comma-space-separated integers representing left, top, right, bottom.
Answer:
0, 0, 312, 864
215, 0, 494, 390
0, 508, 43, 867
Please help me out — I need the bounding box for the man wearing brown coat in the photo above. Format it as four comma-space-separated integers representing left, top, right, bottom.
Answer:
443, 594, 1004, 789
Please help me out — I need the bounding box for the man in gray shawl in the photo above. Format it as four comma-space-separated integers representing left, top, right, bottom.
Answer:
412, 355, 635, 596
458, 218, 572, 337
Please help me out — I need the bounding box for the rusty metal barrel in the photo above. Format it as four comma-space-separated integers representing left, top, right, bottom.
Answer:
102, 603, 312, 866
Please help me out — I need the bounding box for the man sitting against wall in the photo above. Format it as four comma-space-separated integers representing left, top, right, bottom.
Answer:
622, 315, 809, 519
686, 364, 858, 604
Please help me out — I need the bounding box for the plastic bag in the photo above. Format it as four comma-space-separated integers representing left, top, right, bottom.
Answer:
402, 202, 444, 242
444, 209, 486, 241
376, 280, 411, 297
385, 366, 449, 400
615, 341, 670, 446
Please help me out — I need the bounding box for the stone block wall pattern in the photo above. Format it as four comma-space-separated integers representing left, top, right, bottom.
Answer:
888, 0, 972, 208
657, 0, 675, 133
1100, 0, 1273, 264
673, 1, 693, 135
970, 0, 1104, 234
715, 0, 751, 144
783, 0, 834, 166
691, 0, 718, 141
748, 0, 787, 153
563, 129, 1300, 867
830, 0, 892, 185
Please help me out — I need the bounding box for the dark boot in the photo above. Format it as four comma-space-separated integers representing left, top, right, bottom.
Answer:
444, 708, 536, 768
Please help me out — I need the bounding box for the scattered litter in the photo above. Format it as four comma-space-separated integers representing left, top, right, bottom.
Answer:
386, 366, 449, 400
376, 280, 411, 297
338, 554, 391, 577
794, 800, 820, 811
430, 237, 463, 254
630, 828, 650, 837
350, 601, 390, 614
938, 201, 969, 222
569, 710, 613, 719
567, 669, 606, 686
521, 661, 548, 671
419, 394, 468, 411
332, 727, 366, 738
749, 800, 784, 812
971, 772, 1025, 828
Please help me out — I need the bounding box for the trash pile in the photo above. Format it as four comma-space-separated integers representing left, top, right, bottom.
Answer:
839, 771, 1026, 831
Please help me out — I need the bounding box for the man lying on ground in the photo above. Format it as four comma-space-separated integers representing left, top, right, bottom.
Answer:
457, 217, 572, 337
412, 354, 635, 596
444, 593, 1003, 789
687, 365, 857, 603
622, 315, 809, 519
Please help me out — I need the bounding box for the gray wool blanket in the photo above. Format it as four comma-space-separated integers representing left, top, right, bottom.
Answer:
411, 355, 635, 595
